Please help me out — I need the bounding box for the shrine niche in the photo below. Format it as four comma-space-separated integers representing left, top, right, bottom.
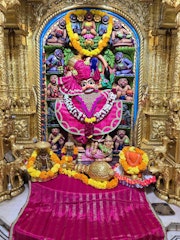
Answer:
39, 9, 139, 158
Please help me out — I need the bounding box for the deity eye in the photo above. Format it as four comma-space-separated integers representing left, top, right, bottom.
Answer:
81, 81, 87, 87
88, 79, 95, 85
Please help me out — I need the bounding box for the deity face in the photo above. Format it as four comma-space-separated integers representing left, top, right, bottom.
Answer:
54, 49, 63, 59
115, 52, 123, 62
58, 19, 66, 29
104, 136, 113, 148
123, 104, 128, 112
85, 12, 93, 22
118, 130, 126, 138
102, 15, 109, 24
81, 78, 97, 94
70, 14, 77, 23
50, 75, 58, 84
113, 21, 122, 31
118, 78, 128, 87
52, 128, 60, 136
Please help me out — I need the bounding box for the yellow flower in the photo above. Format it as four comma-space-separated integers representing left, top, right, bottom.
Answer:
65, 10, 112, 57
31, 151, 38, 158
119, 146, 149, 175
60, 168, 118, 189
26, 149, 61, 181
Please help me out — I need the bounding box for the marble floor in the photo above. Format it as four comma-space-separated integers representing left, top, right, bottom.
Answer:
0, 184, 180, 240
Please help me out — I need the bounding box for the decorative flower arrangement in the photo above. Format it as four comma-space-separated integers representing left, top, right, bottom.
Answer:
119, 146, 149, 175
59, 168, 118, 190
65, 9, 113, 57
114, 164, 156, 188
26, 149, 61, 182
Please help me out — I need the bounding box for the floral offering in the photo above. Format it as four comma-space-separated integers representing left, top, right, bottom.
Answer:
119, 146, 149, 175
26, 142, 61, 182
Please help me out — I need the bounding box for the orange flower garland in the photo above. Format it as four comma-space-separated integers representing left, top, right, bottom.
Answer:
119, 146, 149, 175
26, 149, 61, 181
65, 9, 113, 57
59, 167, 118, 189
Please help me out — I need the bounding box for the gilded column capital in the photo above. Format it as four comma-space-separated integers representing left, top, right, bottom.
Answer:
162, 0, 180, 8
0, 0, 20, 11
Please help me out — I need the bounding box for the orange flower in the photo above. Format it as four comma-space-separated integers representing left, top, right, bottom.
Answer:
61, 155, 73, 162
26, 149, 61, 181
119, 146, 149, 175
106, 178, 118, 189
40, 171, 49, 179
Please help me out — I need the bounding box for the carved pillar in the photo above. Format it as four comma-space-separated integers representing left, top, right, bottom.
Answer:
0, 11, 8, 97
142, 30, 169, 149
167, 11, 180, 164
0, 8, 8, 160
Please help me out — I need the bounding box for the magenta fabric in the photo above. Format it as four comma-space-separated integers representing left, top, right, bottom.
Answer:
11, 175, 165, 240
55, 91, 122, 137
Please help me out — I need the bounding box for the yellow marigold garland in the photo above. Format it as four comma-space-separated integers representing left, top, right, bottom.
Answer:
65, 10, 113, 57
59, 168, 118, 189
26, 150, 61, 181
119, 146, 149, 175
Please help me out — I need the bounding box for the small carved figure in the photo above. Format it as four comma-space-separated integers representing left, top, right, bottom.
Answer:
153, 136, 173, 161
82, 135, 114, 162
47, 75, 61, 98
70, 13, 81, 34
113, 129, 130, 152
121, 104, 131, 127
81, 11, 97, 39
7, 135, 24, 159
48, 128, 65, 153
116, 78, 133, 101
98, 15, 109, 36
34, 142, 53, 171
114, 52, 133, 76
47, 101, 57, 124
111, 20, 134, 47
46, 49, 64, 74
61, 141, 78, 160
46, 18, 67, 46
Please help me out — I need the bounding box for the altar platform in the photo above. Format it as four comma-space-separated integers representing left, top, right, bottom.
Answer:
0, 176, 180, 240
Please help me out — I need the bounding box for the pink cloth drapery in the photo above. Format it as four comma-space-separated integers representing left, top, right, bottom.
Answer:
10, 175, 165, 240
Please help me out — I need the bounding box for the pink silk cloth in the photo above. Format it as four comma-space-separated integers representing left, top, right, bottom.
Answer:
10, 175, 165, 240
55, 91, 122, 137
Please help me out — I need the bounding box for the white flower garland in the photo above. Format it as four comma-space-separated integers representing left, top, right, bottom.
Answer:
63, 92, 116, 123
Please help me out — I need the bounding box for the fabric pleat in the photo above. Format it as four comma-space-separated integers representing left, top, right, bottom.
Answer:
10, 175, 165, 240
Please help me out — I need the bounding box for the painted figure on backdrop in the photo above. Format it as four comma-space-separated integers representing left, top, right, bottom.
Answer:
55, 56, 123, 145
116, 78, 133, 101
82, 135, 114, 162
113, 129, 130, 152
98, 15, 109, 36
61, 141, 78, 161
46, 18, 67, 46
46, 49, 64, 74
121, 104, 131, 127
111, 20, 134, 47
70, 13, 81, 34
47, 101, 57, 125
47, 75, 61, 98
48, 128, 65, 153
114, 52, 133, 76
81, 11, 97, 39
